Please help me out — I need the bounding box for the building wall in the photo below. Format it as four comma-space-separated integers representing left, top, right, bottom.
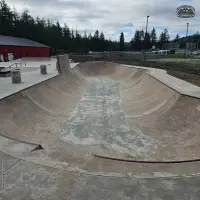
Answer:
0, 45, 50, 61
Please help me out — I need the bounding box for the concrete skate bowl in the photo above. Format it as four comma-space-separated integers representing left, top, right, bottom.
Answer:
1, 59, 200, 177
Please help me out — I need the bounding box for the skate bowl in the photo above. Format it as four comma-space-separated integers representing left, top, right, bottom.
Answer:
1, 55, 200, 165
1, 55, 200, 199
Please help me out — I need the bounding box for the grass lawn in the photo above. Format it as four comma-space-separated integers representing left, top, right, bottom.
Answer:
162, 53, 197, 59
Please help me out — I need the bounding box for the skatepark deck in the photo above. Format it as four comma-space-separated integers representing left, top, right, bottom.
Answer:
1, 55, 200, 199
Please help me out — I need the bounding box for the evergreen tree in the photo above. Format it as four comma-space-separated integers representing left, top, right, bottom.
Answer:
144, 32, 151, 49
140, 30, 145, 40
63, 23, 71, 52
150, 27, 157, 46
0, 0, 161, 54
20, 9, 35, 39
139, 30, 145, 49
173, 34, 180, 42
120, 32, 124, 51
159, 29, 170, 49
100, 32, 105, 51
0, 0, 15, 35
164, 28, 170, 42
133, 30, 142, 50
12, 6, 20, 37
94, 30, 99, 39
159, 32, 165, 49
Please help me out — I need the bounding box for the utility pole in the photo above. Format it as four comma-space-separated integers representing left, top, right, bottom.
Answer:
184, 22, 189, 58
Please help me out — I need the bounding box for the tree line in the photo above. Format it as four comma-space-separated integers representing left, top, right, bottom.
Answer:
0, 0, 119, 54
1, 0, 198, 53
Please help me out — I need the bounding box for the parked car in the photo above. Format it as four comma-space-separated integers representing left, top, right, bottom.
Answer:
168, 49, 176, 54
191, 51, 200, 55
157, 50, 168, 55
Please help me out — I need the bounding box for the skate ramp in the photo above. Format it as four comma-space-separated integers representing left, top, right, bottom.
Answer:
1, 57, 200, 176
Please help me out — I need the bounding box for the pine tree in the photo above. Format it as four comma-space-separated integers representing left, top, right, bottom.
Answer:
20, 9, 35, 39
94, 30, 99, 39
150, 28, 157, 46
140, 30, 145, 40
144, 32, 151, 49
0, 0, 134, 54
0, 0, 14, 35
120, 32, 125, 51
133, 30, 142, 50
159, 29, 170, 49
100, 32, 105, 51
164, 29, 170, 42
174, 34, 180, 42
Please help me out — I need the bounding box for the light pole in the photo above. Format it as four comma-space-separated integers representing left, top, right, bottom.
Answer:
184, 22, 189, 58
145, 16, 150, 36
144, 15, 150, 64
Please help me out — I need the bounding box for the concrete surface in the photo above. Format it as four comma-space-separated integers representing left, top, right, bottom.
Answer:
0, 150, 20, 172
0, 161, 80, 200
1, 56, 200, 199
69, 174, 200, 200
0, 135, 39, 157
0, 58, 58, 99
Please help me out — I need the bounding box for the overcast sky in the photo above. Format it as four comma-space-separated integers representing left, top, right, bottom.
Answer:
6, 0, 199, 41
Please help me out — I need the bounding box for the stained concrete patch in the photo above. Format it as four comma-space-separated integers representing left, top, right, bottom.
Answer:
60, 77, 156, 158
0, 161, 80, 200
68, 174, 200, 200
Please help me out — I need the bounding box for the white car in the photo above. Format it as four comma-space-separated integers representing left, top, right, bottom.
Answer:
158, 50, 168, 55
152, 51, 157, 54
191, 51, 200, 55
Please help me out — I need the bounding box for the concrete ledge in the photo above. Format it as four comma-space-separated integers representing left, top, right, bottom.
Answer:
0, 59, 78, 100
148, 70, 200, 99
0, 71, 59, 100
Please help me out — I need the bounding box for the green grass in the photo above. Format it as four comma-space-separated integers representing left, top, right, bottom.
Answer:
163, 61, 200, 67
147, 60, 200, 68
162, 53, 197, 59
145, 61, 200, 75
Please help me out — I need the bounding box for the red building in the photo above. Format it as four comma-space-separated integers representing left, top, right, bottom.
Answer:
0, 35, 50, 61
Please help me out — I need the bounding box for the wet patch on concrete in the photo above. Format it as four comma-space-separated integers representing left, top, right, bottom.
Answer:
60, 77, 157, 158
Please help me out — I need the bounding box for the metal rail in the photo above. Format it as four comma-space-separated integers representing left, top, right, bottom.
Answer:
1, 62, 26, 72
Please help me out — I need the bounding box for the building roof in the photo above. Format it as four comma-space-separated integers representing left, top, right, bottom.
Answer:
0, 35, 49, 48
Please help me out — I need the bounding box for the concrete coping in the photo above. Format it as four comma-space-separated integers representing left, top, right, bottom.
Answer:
71, 62, 200, 99
123, 64, 200, 99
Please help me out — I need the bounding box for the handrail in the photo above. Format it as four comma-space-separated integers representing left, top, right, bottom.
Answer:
1, 62, 26, 72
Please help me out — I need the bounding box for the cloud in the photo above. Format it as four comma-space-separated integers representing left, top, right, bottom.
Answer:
6, 0, 200, 42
